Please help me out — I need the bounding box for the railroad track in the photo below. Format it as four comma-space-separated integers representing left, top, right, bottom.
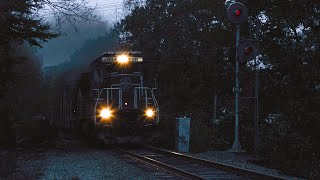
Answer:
113, 145, 287, 180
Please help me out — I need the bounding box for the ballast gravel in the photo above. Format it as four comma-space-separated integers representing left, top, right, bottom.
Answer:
191, 151, 303, 180
15, 147, 303, 180
17, 149, 156, 180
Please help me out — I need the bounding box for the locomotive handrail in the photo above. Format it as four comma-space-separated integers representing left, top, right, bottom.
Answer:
134, 87, 159, 108
152, 88, 157, 93
134, 87, 160, 123
100, 88, 122, 108
150, 89, 160, 123
151, 88, 159, 107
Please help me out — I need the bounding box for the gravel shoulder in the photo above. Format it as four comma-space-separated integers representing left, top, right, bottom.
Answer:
16, 148, 156, 180
191, 151, 304, 180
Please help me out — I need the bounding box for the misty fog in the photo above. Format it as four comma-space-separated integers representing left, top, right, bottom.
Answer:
37, 22, 110, 67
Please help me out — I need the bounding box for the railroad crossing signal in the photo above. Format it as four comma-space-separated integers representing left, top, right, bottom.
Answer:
237, 39, 258, 63
227, 2, 248, 24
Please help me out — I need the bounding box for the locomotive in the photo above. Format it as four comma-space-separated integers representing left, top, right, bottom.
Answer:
51, 52, 160, 144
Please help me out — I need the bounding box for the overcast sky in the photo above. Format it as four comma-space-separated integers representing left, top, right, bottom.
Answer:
87, 0, 125, 23
37, 0, 126, 66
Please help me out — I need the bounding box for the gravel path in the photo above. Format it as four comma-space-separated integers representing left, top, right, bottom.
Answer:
16, 149, 156, 180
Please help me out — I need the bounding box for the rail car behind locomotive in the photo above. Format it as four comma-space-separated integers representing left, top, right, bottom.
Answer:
53, 52, 160, 144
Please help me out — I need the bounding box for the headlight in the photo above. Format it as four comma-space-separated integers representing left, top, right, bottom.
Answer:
145, 109, 155, 118
116, 54, 129, 64
99, 108, 113, 119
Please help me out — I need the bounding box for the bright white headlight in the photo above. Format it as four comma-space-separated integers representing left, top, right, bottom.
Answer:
146, 109, 154, 118
116, 54, 129, 64
100, 108, 112, 119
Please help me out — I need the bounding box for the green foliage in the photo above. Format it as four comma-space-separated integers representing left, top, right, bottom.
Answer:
120, 0, 320, 177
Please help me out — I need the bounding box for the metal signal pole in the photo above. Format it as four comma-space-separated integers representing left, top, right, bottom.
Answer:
231, 24, 241, 152
227, 2, 250, 152
254, 15, 260, 157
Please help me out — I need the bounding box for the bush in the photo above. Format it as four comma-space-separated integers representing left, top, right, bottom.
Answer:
18, 119, 57, 145
190, 118, 212, 152
209, 121, 233, 151
259, 114, 315, 178
189, 110, 213, 152
0, 103, 16, 148
309, 153, 320, 179
0, 151, 16, 177
0, 151, 16, 178
158, 113, 176, 149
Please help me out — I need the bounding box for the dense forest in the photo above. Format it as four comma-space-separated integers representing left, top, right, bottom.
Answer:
0, 0, 319, 178
116, 0, 320, 177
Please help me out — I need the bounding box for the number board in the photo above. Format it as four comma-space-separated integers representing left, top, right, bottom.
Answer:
101, 56, 143, 63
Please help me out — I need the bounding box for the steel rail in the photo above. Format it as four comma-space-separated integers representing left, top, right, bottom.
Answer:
113, 146, 205, 180
145, 146, 289, 180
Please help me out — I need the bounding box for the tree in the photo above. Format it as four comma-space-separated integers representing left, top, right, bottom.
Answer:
0, 0, 99, 150
0, 0, 54, 98
0, 0, 100, 97
120, 0, 320, 177
120, 0, 235, 151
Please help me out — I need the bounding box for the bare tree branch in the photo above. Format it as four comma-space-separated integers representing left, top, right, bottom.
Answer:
41, 0, 107, 29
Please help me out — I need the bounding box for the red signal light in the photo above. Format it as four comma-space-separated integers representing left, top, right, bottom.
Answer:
227, 2, 248, 24
244, 47, 253, 54
234, 9, 242, 16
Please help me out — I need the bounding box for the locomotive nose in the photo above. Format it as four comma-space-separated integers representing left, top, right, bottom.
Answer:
115, 110, 140, 126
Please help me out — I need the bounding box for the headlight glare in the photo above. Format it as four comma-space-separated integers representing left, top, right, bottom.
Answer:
146, 109, 155, 118
116, 54, 129, 64
100, 108, 112, 119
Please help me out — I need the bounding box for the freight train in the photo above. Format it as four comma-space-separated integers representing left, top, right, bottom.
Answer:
50, 52, 160, 144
